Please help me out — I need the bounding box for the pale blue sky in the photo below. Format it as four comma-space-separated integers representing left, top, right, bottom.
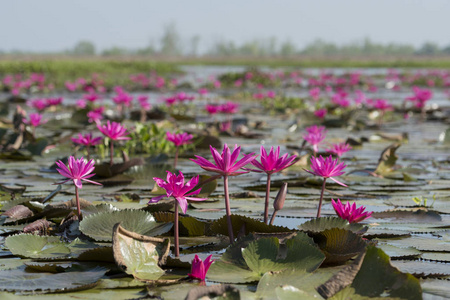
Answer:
1, 0, 448, 52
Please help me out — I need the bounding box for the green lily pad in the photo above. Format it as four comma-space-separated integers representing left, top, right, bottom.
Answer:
79, 209, 172, 242
208, 233, 325, 283
112, 223, 169, 281
210, 214, 292, 238
298, 217, 367, 234
313, 228, 367, 265
0, 265, 108, 293
374, 143, 401, 176
332, 246, 422, 300
5, 234, 70, 259
376, 244, 422, 259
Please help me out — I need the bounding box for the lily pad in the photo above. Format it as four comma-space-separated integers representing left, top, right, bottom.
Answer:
112, 223, 169, 281
5, 234, 70, 259
313, 228, 367, 265
208, 233, 325, 283
374, 143, 401, 176
0, 265, 108, 293
79, 209, 172, 242
210, 214, 292, 238
332, 246, 422, 300
298, 217, 367, 234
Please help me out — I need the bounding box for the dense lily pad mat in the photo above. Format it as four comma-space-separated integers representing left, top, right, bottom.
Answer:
0, 66, 449, 299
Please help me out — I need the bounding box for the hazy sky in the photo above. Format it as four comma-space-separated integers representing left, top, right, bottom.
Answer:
1, 0, 449, 52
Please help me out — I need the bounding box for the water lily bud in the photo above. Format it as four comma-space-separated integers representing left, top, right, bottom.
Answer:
273, 182, 288, 211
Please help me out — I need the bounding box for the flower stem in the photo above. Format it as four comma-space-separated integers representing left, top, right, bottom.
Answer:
174, 200, 180, 257
223, 175, 234, 244
317, 178, 327, 218
109, 140, 114, 166
86, 146, 91, 161
264, 173, 271, 224
174, 147, 179, 168
269, 210, 278, 225
75, 186, 82, 220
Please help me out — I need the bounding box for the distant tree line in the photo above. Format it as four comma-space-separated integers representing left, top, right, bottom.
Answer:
1, 23, 449, 57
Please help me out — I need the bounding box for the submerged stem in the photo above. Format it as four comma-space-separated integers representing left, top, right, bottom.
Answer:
174, 147, 179, 168
223, 175, 234, 244
317, 178, 327, 218
264, 173, 271, 224
174, 201, 180, 257
75, 186, 82, 220
109, 140, 114, 166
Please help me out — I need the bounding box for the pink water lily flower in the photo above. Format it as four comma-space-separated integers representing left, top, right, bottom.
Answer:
166, 131, 194, 168
331, 199, 372, 223
191, 144, 257, 243
191, 144, 257, 177
55, 156, 101, 219
305, 155, 347, 218
189, 255, 215, 281
150, 171, 205, 214
250, 146, 297, 175
150, 171, 205, 257
166, 132, 193, 147
249, 146, 297, 224
72, 133, 103, 147
305, 155, 347, 187
97, 120, 131, 141
55, 156, 101, 189
97, 120, 131, 165
303, 129, 327, 155
314, 108, 327, 119
326, 142, 352, 158
23, 113, 47, 127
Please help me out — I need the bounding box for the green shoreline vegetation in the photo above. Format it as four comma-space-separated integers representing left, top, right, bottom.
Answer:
0, 56, 449, 77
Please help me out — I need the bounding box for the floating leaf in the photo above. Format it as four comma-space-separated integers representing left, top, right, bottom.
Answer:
391, 260, 450, 278
5, 234, 70, 259
0, 265, 107, 293
376, 244, 422, 259
112, 223, 169, 281
210, 214, 291, 238
298, 217, 367, 234
332, 246, 422, 300
374, 143, 400, 175
372, 208, 442, 223
79, 209, 172, 242
152, 212, 206, 236
208, 233, 325, 283
313, 228, 367, 265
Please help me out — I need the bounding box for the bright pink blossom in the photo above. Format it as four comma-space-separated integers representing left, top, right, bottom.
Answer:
219, 102, 239, 114
314, 108, 327, 119
191, 144, 257, 177
326, 143, 352, 157
97, 120, 131, 141
87, 107, 104, 123
55, 156, 101, 189
305, 155, 347, 186
149, 171, 206, 214
188, 254, 215, 281
305, 125, 326, 134
23, 113, 47, 127
371, 99, 393, 112
205, 104, 219, 115
27, 99, 48, 111
331, 199, 372, 223
406, 86, 433, 109
72, 133, 103, 147
250, 146, 297, 175
304, 132, 326, 154
166, 132, 193, 147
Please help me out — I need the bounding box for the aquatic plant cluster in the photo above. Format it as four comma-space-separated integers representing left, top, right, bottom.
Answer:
0, 66, 448, 299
